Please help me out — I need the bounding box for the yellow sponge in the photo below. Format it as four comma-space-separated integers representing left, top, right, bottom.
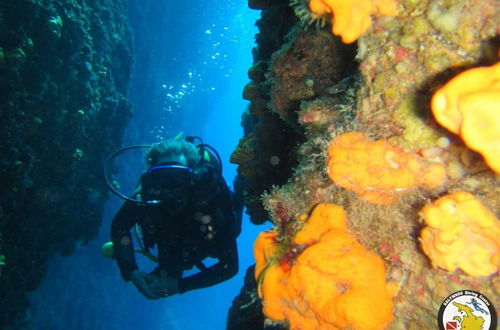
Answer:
419, 191, 500, 276
431, 63, 500, 173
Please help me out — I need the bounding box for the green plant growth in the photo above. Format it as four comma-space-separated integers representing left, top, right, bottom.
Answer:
0, 255, 5, 276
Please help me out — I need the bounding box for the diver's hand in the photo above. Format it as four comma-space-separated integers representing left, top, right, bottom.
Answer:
130, 270, 157, 300
147, 271, 179, 298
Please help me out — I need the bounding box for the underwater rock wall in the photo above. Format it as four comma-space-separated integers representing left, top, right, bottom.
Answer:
230, 0, 303, 225
0, 0, 132, 327
230, 0, 499, 329
231, 0, 357, 225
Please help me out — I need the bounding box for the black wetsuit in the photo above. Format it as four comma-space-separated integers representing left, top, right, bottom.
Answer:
111, 166, 242, 294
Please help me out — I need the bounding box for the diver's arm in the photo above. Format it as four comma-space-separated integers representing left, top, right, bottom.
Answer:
110, 201, 142, 281
177, 236, 238, 294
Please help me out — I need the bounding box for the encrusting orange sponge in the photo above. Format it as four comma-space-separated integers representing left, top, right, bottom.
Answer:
254, 203, 394, 329
431, 62, 500, 173
327, 132, 446, 205
308, 0, 398, 43
419, 191, 500, 277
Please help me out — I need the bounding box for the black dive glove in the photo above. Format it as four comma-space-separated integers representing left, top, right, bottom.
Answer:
147, 270, 179, 298
130, 269, 179, 299
131, 270, 157, 299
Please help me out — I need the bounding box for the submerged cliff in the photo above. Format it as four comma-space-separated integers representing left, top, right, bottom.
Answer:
0, 0, 132, 327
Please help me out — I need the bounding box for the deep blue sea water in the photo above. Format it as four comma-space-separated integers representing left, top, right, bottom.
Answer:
28, 2, 264, 329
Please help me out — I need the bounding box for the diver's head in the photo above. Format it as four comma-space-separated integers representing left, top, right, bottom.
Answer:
145, 139, 201, 169
141, 139, 201, 211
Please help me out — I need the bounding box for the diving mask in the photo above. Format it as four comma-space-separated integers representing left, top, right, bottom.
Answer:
141, 163, 193, 203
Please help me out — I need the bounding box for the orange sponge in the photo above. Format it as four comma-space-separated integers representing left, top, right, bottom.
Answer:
254, 230, 294, 322
419, 191, 500, 277
254, 203, 394, 329
431, 62, 500, 173
254, 230, 279, 280
309, 0, 398, 43
327, 132, 446, 205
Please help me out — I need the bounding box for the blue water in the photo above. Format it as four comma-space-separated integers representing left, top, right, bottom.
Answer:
28, 2, 263, 329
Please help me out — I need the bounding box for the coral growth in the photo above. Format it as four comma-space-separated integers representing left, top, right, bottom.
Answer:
255, 203, 393, 330
327, 132, 446, 205
0, 0, 132, 326
308, 0, 398, 43
298, 97, 339, 128
431, 62, 500, 173
230, 116, 304, 224
231, 0, 500, 328
269, 29, 355, 123
232, 13, 356, 224
419, 191, 500, 277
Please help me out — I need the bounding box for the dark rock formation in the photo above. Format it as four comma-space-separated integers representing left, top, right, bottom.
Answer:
231, 0, 303, 225
231, 1, 355, 225
229, 0, 359, 326
0, 0, 132, 327
227, 265, 287, 330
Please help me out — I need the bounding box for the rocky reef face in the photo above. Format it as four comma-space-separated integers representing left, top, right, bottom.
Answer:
230, 0, 499, 329
0, 0, 132, 327
231, 0, 357, 225
227, 266, 287, 330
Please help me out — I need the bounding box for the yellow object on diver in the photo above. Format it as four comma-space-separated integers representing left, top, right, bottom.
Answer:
100, 241, 115, 258
101, 225, 159, 262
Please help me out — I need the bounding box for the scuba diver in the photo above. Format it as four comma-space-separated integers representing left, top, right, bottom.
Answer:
467, 298, 489, 315
104, 136, 243, 299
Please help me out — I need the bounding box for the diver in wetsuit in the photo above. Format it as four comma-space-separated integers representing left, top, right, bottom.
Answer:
109, 137, 243, 299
